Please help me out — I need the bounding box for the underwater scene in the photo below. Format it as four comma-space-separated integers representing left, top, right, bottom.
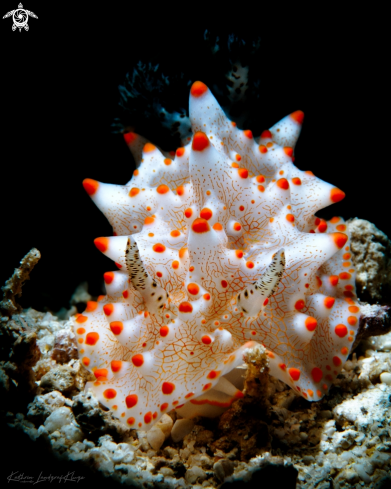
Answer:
1, 16, 390, 489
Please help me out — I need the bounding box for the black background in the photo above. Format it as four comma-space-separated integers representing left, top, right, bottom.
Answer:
1, 4, 389, 487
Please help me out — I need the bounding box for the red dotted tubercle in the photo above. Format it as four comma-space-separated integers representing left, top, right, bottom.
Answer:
191, 81, 208, 97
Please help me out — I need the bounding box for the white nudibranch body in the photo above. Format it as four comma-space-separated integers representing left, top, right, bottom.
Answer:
75, 81, 360, 431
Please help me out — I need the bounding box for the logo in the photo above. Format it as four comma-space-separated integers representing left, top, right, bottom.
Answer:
3, 3, 38, 31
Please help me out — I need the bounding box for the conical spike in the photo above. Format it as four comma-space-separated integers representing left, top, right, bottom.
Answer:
268, 111, 304, 149
83, 180, 144, 235
123, 131, 148, 166
189, 81, 234, 145
288, 170, 345, 232
94, 236, 128, 267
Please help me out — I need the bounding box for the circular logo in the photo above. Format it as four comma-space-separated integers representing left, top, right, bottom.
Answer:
12, 8, 28, 29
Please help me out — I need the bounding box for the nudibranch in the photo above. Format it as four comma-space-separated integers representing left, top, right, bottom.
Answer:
75, 81, 359, 431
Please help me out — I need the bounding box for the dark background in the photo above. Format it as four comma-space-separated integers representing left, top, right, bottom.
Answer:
0, 4, 389, 487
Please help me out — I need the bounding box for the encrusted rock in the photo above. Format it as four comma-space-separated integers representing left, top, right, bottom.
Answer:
363, 329, 391, 352
348, 218, 391, 302
44, 405, 75, 432
51, 328, 78, 364
195, 428, 214, 447
159, 467, 174, 477
162, 446, 178, 459
72, 390, 130, 441
40, 365, 76, 393
42, 406, 84, 447
68, 359, 95, 391
27, 390, 67, 424
89, 435, 135, 470
32, 358, 57, 381
332, 429, 359, 450
0, 313, 41, 408
221, 456, 298, 488
333, 383, 391, 430
354, 302, 391, 348
179, 431, 196, 460
358, 351, 391, 383
157, 448, 186, 478
144, 419, 167, 451
7, 412, 40, 440
188, 451, 213, 469
185, 465, 207, 484
213, 458, 234, 482
380, 372, 391, 386
0, 316, 41, 369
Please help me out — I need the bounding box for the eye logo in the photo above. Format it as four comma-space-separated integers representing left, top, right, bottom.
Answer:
3, 3, 38, 32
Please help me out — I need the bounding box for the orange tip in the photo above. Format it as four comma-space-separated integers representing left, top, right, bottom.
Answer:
192, 132, 210, 151
103, 304, 114, 316
94, 237, 109, 253
143, 142, 156, 153
83, 178, 99, 196
261, 130, 272, 139
290, 110, 304, 124
333, 232, 348, 249
284, 147, 293, 157
103, 272, 114, 285
85, 301, 98, 313
200, 208, 213, 220
324, 297, 335, 309
110, 321, 123, 335
305, 317, 317, 332
190, 81, 208, 97
123, 132, 137, 145
330, 187, 345, 203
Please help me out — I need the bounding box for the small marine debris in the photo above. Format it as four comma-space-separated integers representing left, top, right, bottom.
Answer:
0, 248, 40, 317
